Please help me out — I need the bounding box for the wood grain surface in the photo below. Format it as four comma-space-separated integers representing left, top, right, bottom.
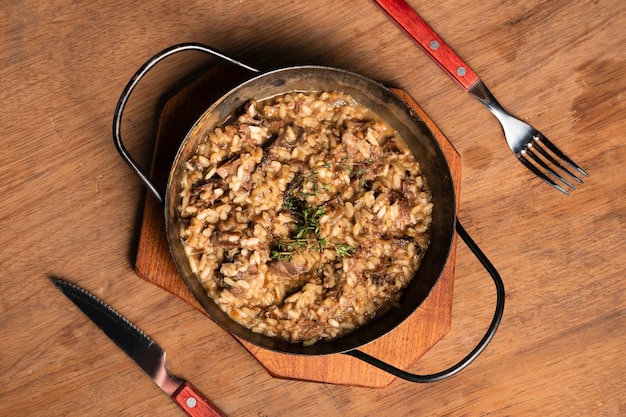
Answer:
1, 1, 624, 416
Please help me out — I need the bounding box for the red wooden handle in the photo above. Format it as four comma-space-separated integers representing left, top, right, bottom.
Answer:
373, 0, 479, 91
172, 381, 227, 417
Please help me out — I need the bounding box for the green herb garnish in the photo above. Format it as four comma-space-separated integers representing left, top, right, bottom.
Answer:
334, 243, 355, 258
270, 173, 356, 262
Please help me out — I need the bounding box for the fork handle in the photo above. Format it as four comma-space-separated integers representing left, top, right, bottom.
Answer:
373, 0, 479, 91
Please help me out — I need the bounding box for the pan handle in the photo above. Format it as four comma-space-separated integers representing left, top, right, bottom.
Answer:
112, 43, 260, 205
344, 219, 505, 382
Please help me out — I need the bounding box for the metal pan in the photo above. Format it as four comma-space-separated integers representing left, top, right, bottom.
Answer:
113, 43, 504, 382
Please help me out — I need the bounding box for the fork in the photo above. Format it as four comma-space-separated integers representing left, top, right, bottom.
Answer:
373, 0, 589, 195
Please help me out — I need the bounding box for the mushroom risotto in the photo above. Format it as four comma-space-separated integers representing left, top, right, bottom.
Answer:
178, 91, 433, 345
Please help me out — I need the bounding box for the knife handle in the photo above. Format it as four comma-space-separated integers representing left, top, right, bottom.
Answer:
373, 0, 479, 91
172, 381, 227, 417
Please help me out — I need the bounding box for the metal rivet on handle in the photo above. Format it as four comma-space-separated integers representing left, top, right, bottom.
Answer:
457, 67, 467, 76
429, 40, 440, 50
186, 397, 197, 408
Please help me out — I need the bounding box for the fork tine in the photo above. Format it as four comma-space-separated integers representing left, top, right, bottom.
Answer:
525, 148, 577, 190
518, 153, 571, 196
532, 141, 584, 184
535, 133, 590, 177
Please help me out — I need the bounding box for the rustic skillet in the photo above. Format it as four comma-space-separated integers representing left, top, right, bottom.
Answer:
113, 43, 504, 382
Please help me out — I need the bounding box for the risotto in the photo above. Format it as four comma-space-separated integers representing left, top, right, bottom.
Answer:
177, 91, 433, 345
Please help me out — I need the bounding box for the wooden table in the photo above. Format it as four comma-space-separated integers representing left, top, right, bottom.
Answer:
1, 1, 624, 415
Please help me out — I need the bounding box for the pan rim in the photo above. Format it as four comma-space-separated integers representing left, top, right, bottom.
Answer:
163, 65, 456, 355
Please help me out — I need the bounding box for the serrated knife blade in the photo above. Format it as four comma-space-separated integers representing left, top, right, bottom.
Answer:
51, 278, 226, 417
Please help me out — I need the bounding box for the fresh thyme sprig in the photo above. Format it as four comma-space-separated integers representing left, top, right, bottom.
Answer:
270, 197, 327, 261
334, 243, 355, 258
270, 174, 355, 262
270, 237, 355, 262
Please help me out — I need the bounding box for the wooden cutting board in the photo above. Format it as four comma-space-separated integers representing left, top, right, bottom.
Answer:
134, 65, 461, 388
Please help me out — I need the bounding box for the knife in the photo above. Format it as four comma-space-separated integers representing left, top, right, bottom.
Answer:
51, 278, 227, 417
